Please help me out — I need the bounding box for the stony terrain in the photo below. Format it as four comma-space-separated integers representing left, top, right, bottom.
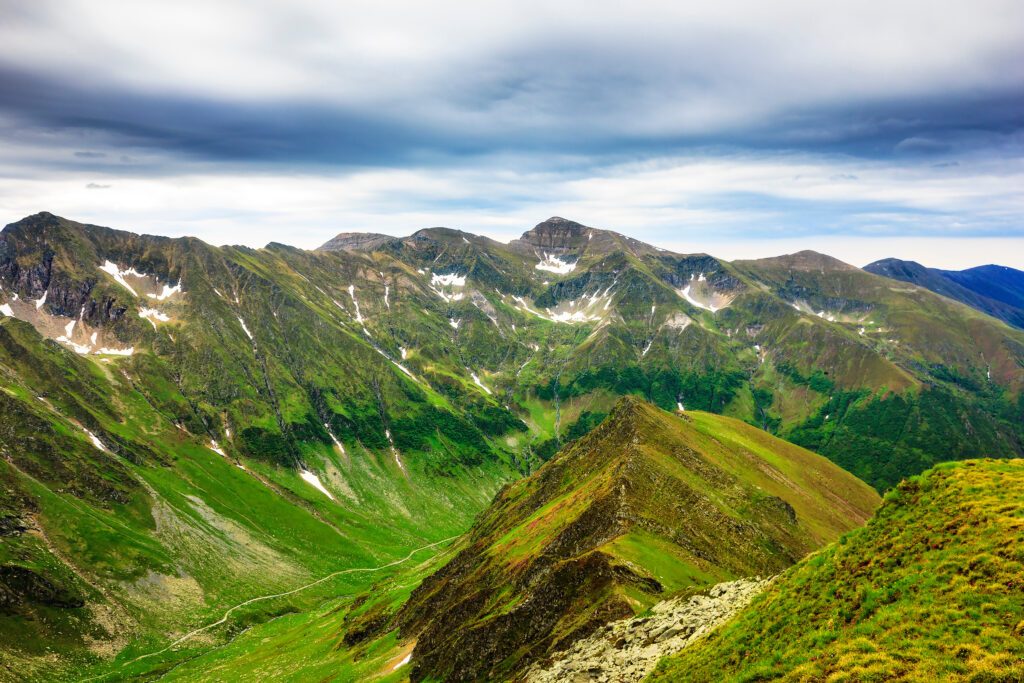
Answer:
526, 576, 772, 683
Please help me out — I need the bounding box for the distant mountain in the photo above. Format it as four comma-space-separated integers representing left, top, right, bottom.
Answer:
865, 258, 1024, 329
650, 458, 1024, 681
317, 231, 396, 252
397, 397, 879, 681
943, 263, 1024, 309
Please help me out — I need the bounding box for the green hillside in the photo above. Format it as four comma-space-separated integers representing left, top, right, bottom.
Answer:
649, 459, 1024, 682
0, 314, 509, 681
397, 398, 880, 681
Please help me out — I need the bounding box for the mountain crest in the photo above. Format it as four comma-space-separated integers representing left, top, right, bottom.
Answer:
398, 400, 879, 681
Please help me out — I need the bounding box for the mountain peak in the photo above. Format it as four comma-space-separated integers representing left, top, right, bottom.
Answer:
518, 216, 593, 250
738, 250, 857, 272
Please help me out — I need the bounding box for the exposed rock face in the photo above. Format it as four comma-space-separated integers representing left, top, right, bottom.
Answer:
0, 565, 85, 613
525, 577, 772, 683
517, 217, 593, 253
316, 232, 396, 252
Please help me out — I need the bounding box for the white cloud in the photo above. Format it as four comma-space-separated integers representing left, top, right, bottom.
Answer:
2, 150, 1021, 268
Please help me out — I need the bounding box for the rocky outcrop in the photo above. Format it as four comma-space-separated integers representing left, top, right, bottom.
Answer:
517, 217, 593, 252
0, 565, 84, 613
525, 577, 772, 683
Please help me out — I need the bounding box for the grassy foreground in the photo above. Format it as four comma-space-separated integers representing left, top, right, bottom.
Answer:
648, 459, 1024, 682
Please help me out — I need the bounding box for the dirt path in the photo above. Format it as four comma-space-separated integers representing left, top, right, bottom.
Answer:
112, 534, 459, 670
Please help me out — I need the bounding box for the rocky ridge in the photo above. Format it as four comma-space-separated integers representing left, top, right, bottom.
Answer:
526, 576, 772, 683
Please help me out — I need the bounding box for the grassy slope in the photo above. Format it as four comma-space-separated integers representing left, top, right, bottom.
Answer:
396, 398, 879, 681
0, 316, 511, 682
649, 459, 1024, 682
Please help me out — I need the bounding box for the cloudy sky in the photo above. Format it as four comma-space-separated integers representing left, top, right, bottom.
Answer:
1, 0, 1022, 268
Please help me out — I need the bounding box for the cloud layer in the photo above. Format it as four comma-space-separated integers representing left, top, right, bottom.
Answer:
0, 0, 1022, 266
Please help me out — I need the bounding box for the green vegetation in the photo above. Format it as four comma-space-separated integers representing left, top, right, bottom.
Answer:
396, 398, 879, 682
1, 213, 1023, 678
649, 459, 1024, 682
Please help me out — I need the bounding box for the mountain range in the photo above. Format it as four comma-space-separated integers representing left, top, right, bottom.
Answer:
0, 212, 1022, 680
865, 258, 1024, 329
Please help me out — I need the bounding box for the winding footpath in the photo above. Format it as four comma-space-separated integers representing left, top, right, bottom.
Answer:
117, 535, 459, 669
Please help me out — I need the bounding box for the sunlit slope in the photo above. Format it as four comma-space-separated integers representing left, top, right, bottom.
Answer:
650, 459, 1024, 682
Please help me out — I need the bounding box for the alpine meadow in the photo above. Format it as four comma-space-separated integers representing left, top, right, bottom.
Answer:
1, 2, 1023, 682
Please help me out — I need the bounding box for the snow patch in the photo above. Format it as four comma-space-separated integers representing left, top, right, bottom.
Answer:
392, 653, 412, 671
535, 253, 577, 274
83, 428, 108, 452
324, 424, 346, 455
209, 440, 226, 456
148, 281, 182, 300
430, 272, 467, 303
400, 347, 408, 360
34, 290, 47, 309
373, 346, 417, 381
56, 319, 92, 354
347, 285, 364, 324
449, 318, 460, 329
98, 261, 141, 296
300, 469, 335, 500
237, 317, 254, 341
546, 309, 601, 324
431, 272, 466, 288
677, 402, 685, 412
385, 429, 406, 473
678, 285, 722, 312
384, 285, 390, 309
469, 370, 492, 395
0, 303, 13, 317
139, 307, 170, 328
